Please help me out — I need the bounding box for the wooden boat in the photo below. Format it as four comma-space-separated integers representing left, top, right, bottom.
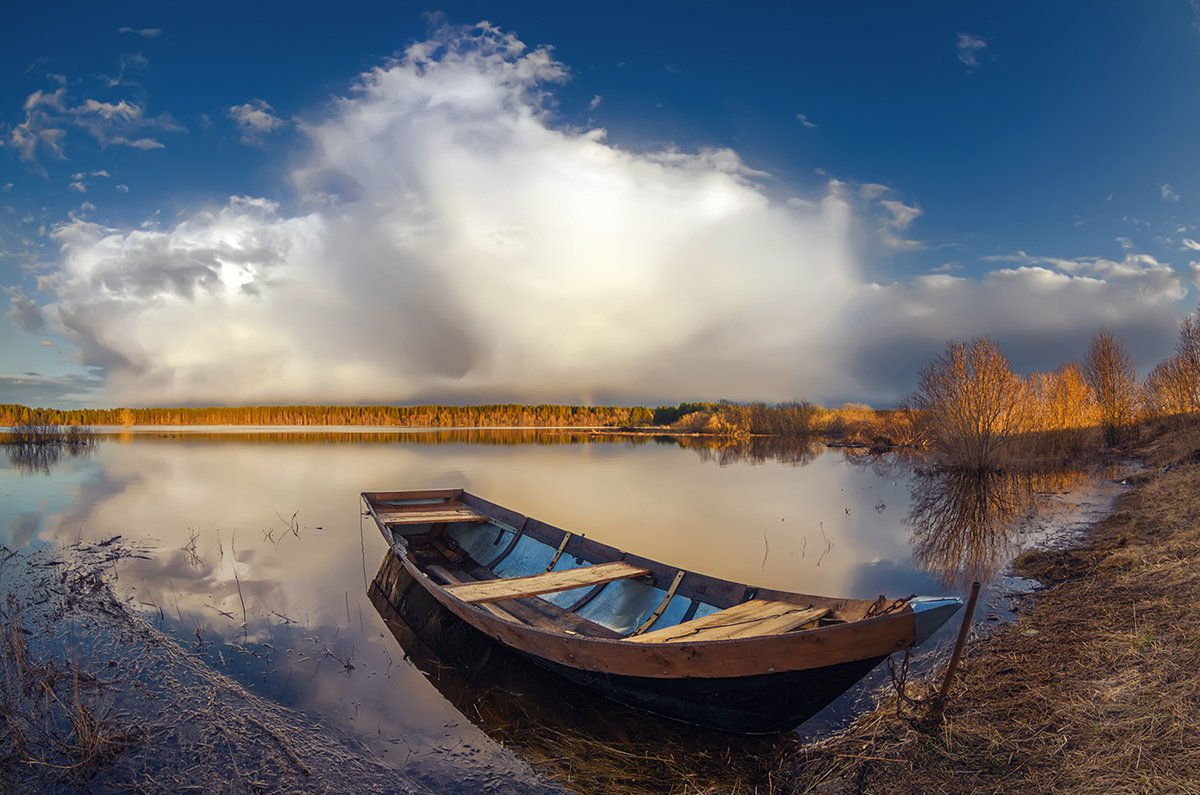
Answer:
362, 488, 962, 734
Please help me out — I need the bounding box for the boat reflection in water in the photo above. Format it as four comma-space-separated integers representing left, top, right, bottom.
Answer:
368, 553, 793, 792
906, 467, 1090, 588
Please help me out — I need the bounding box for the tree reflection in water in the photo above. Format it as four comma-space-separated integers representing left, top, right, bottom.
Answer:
5, 439, 97, 475
681, 434, 824, 466
906, 467, 1087, 588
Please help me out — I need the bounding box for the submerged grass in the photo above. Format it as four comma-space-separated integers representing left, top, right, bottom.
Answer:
777, 416, 1200, 794
0, 541, 429, 794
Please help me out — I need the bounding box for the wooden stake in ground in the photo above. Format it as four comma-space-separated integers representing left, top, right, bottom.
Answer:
939, 580, 981, 702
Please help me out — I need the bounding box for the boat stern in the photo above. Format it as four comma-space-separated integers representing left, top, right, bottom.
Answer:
909, 596, 963, 646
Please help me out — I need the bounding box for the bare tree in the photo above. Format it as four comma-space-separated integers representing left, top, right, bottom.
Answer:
1083, 329, 1139, 444
1143, 304, 1200, 418
912, 337, 1027, 471
1174, 308, 1200, 412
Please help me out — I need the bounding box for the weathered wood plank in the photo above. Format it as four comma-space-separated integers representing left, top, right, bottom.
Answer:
628, 600, 830, 644
434, 564, 622, 638
376, 507, 487, 525
365, 488, 463, 503
426, 565, 520, 623
445, 561, 651, 604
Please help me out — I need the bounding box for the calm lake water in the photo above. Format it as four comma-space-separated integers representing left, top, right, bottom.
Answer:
0, 429, 1120, 789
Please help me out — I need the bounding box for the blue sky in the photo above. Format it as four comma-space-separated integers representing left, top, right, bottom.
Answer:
3, 2, 1199, 408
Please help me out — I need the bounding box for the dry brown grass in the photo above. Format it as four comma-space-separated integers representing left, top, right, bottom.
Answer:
777, 417, 1200, 794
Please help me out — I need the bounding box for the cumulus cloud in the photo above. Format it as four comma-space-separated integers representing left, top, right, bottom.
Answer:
956, 33, 988, 68
24, 23, 1196, 407
227, 99, 287, 144
37, 24, 861, 405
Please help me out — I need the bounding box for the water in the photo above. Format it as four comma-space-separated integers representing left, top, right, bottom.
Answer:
0, 430, 1122, 789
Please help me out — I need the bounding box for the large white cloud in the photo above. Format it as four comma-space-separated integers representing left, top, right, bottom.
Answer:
32, 23, 1192, 406
41, 24, 863, 406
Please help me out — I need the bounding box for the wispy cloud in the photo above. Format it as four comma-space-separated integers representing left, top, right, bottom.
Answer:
588, 94, 602, 111
5, 286, 46, 332
101, 52, 149, 88
0, 372, 103, 406
1161, 183, 1181, 202
796, 113, 817, 129
108, 136, 165, 150
956, 33, 988, 68
9, 82, 181, 164
227, 99, 286, 145
8, 88, 68, 166
117, 27, 161, 38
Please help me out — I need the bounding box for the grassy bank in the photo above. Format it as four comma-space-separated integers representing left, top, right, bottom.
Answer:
778, 416, 1200, 793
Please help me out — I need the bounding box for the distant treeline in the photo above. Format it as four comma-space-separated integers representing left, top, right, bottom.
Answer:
0, 403, 655, 428
0, 400, 912, 444
0, 401, 814, 430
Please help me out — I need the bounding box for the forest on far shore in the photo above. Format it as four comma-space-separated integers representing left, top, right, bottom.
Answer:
5, 302, 1200, 469
0, 400, 843, 436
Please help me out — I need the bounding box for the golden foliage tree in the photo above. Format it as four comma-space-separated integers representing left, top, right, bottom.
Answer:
1083, 329, 1139, 444
1143, 305, 1200, 418
1144, 356, 1194, 417
912, 337, 1027, 471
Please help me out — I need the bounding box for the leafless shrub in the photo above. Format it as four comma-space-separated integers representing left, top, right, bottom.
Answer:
1084, 328, 1140, 444
911, 337, 1027, 471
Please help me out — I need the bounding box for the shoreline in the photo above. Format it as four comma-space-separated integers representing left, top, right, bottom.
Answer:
779, 417, 1200, 793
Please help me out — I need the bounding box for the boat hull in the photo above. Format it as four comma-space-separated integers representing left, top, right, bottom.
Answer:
362, 488, 961, 734
521, 651, 888, 734
372, 551, 887, 734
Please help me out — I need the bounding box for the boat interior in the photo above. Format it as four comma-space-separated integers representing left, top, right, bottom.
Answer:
363, 489, 897, 644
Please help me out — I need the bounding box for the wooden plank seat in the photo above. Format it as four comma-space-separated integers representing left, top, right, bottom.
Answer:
628, 599, 830, 644
443, 561, 651, 605
376, 506, 487, 526
427, 564, 621, 639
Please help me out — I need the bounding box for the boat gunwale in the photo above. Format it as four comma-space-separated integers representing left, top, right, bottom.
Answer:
363, 488, 885, 616
362, 489, 922, 677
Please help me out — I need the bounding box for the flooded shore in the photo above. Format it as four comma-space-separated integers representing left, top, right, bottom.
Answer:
0, 429, 1126, 792
780, 420, 1198, 793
